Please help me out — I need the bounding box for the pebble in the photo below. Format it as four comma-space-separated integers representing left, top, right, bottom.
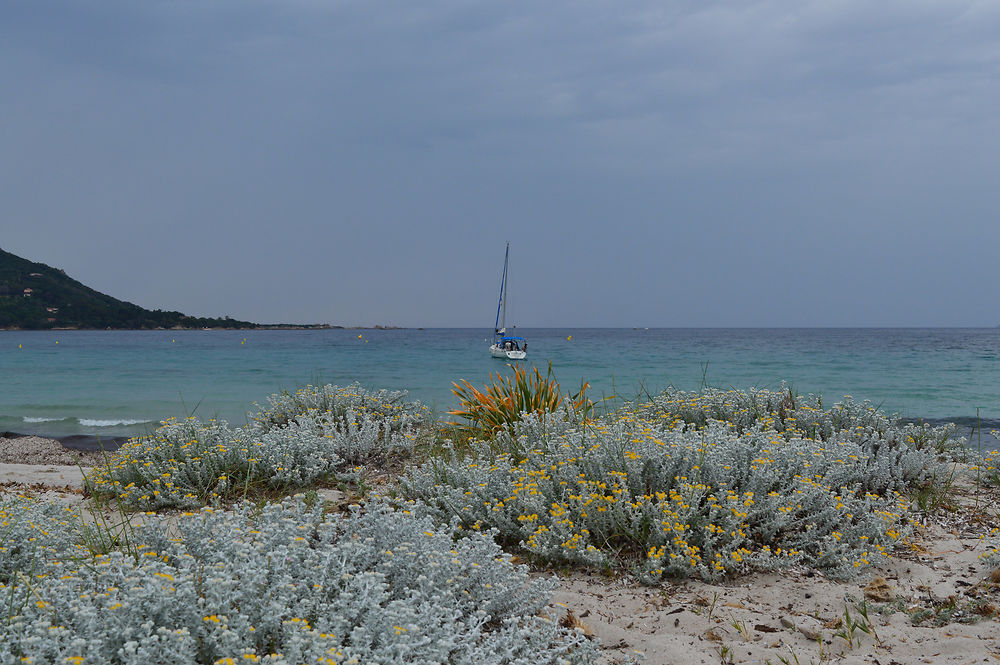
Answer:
0, 436, 105, 466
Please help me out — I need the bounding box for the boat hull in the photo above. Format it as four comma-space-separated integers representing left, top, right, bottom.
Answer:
490, 344, 526, 360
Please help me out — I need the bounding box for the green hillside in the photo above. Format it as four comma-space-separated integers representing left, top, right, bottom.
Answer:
0, 248, 259, 330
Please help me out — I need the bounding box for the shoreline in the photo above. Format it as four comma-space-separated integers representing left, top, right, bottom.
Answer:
0, 324, 414, 331
0, 434, 110, 466
0, 431, 128, 452
0, 326, 336, 331
5, 415, 1000, 454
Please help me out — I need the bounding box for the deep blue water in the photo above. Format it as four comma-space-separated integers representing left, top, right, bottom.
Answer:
2, 328, 999, 443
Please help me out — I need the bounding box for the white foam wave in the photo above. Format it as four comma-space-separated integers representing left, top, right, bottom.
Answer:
23, 416, 67, 423
78, 418, 152, 427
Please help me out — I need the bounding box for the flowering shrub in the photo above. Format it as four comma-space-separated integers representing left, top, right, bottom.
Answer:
250, 383, 423, 433
640, 386, 957, 453
0, 497, 80, 585
0, 496, 596, 665
979, 436, 1000, 486
641, 388, 959, 494
401, 389, 956, 582
982, 531, 1000, 569
975, 445, 1000, 570
87, 384, 424, 509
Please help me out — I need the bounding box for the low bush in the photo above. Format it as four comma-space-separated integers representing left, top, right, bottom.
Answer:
250, 383, 422, 433
640, 386, 957, 455
87, 384, 424, 509
402, 389, 955, 582
0, 496, 596, 665
0, 497, 79, 585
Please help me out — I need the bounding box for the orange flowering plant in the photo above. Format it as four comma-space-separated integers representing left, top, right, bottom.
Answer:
449, 363, 592, 439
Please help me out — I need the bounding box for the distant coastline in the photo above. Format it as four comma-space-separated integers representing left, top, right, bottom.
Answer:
0, 324, 407, 331
0, 324, 335, 331
2, 247, 349, 331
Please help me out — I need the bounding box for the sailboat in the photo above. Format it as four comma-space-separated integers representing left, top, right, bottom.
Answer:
490, 243, 527, 360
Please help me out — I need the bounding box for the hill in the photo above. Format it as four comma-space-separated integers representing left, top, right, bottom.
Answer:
0, 248, 259, 330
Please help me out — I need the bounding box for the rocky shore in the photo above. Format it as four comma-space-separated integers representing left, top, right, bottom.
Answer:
0, 434, 109, 466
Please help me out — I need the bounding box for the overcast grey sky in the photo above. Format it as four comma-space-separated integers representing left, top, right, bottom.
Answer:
2, 1, 998, 327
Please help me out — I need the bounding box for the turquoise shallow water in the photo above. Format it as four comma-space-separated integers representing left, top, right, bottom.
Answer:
1, 328, 999, 442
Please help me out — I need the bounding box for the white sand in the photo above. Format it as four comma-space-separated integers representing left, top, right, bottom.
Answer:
548, 522, 1000, 663
0, 462, 90, 489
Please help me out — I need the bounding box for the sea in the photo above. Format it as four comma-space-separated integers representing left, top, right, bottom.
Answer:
2, 328, 999, 449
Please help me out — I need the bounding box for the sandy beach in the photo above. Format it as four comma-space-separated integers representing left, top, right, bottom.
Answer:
3, 435, 998, 664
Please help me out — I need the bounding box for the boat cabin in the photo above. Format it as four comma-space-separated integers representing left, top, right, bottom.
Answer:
497, 336, 526, 352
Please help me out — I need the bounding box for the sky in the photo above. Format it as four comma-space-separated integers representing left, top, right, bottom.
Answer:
2, 1, 999, 327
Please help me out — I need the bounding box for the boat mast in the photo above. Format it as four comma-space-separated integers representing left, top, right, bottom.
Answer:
494, 243, 509, 340
501, 243, 508, 333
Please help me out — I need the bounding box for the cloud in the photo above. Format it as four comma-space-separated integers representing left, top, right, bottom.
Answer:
1, 0, 998, 325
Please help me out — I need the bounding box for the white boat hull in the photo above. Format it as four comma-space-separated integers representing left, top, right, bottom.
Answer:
490, 344, 526, 360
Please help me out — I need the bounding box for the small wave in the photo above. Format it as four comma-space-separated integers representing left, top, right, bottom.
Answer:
78, 418, 153, 427
23, 416, 71, 423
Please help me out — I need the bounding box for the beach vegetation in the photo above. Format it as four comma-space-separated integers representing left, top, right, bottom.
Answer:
899, 592, 1000, 626
86, 384, 425, 509
977, 435, 1000, 487
402, 387, 958, 582
0, 495, 596, 664
449, 363, 593, 441
727, 614, 750, 641
910, 466, 958, 513
0, 498, 78, 586
7, 377, 1000, 662
980, 529, 1000, 570
249, 383, 420, 433
832, 601, 878, 648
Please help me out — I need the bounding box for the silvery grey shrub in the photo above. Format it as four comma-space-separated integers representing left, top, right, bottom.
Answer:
250, 383, 423, 433
0, 498, 78, 585
0, 496, 596, 665
87, 384, 424, 509
402, 390, 957, 582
